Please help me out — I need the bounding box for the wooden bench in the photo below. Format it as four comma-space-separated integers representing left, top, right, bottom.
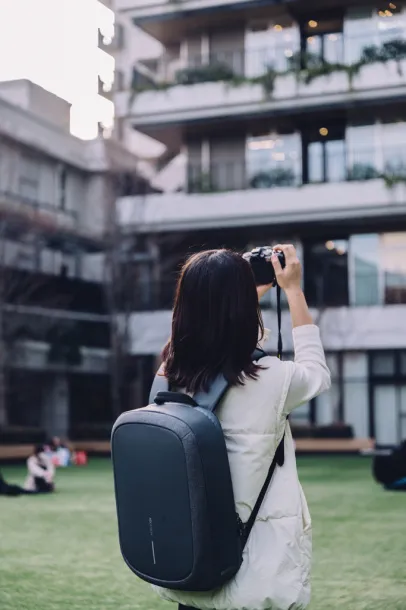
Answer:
0, 441, 111, 461
0, 438, 375, 461
295, 438, 375, 453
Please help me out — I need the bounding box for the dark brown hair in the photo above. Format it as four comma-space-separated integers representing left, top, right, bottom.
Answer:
162, 249, 264, 393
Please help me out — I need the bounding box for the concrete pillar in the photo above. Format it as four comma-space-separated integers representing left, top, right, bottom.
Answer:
42, 374, 69, 439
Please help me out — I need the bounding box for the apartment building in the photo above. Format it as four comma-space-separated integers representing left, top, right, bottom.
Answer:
115, 0, 406, 446
0, 78, 142, 443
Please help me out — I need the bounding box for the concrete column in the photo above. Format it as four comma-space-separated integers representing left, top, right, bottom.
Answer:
42, 374, 69, 439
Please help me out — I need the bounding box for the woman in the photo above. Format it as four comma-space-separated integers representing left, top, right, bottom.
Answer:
155, 245, 331, 610
24, 444, 55, 493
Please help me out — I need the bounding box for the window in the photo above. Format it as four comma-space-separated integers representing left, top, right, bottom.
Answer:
19, 155, 40, 201
381, 233, 406, 304
346, 123, 378, 179
59, 166, 67, 210
381, 121, 406, 173
247, 133, 301, 188
306, 31, 344, 63
344, 5, 406, 64
305, 125, 346, 183
245, 18, 300, 76
304, 239, 349, 307
346, 119, 406, 179
317, 231, 406, 308
348, 234, 380, 306
370, 350, 406, 446
303, 15, 344, 63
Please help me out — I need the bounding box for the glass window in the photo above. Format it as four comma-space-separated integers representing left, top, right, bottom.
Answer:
19, 156, 40, 201
344, 5, 406, 64
247, 133, 301, 188
59, 166, 67, 210
346, 124, 379, 179
307, 138, 346, 183
304, 239, 349, 307
306, 32, 344, 64
381, 122, 406, 173
245, 19, 300, 76
372, 352, 396, 376
326, 140, 346, 182
401, 352, 406, 376
308, 142, 323, 183
348, 232, 406, 306
374, 384, 399, 445
349, 234, 380, 306
381, 233, 406, 304
324, 32, 344, 63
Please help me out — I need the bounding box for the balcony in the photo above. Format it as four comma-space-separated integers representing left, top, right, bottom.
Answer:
115, 0, 283, 28
127, 304, 406, 355
117, 139, 406, 231
0, 190, 78, 229
118, 179, 406, 233
117, 38, 406, 134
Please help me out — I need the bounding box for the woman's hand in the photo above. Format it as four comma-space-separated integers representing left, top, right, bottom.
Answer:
257, 283, 273, 299
271, 244, 302, 293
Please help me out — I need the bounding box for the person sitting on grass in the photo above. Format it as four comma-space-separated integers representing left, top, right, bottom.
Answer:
0, 470, 31, 496
46, 436, 71, 467
23, 444, 55, 493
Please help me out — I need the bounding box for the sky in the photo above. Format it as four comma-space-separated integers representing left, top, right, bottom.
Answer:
0, 0, 115, 139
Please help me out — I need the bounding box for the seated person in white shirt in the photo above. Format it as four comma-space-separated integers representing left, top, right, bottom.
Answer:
24, 444, 55, 493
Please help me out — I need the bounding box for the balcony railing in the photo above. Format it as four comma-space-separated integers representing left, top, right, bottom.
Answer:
141, 32, 406, 90
129, 267, 406, 313
0, 190, 78, 226
185, 144, 406, 193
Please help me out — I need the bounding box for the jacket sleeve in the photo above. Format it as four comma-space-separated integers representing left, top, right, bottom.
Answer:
27, 456, 46, 478
283, 324, 331, 415
43, 454, 55, 479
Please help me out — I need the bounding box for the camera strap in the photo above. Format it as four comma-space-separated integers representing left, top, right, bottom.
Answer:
276, 283, 283, 360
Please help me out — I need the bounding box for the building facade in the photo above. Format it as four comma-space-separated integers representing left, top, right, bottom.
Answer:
115, 0, 406, 446
0, 78, 141, 443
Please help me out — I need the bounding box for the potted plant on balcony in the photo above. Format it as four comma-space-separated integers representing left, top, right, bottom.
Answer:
187, 172, 214, 193
347, 163, 380, 181
250, 167, 296, 189
176, 62, 236, 86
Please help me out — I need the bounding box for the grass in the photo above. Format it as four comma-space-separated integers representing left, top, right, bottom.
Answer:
0, 457, 405, 610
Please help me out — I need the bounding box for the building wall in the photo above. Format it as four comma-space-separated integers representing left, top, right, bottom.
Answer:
127, 305, 406, 356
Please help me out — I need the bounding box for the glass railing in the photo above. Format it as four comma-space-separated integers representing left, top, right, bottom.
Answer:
129, 270, 406, 312
185, 144, 406, 193
152, 30, 406, 86
187, 160, 301, 193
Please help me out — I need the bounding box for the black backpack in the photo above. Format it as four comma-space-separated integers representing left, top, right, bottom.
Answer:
111, 349, 285, 592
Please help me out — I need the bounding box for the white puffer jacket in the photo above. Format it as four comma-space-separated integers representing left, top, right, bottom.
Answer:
154, 325, 331, 610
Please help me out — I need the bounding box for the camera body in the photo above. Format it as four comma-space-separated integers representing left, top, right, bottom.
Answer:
243, 247, 285, 286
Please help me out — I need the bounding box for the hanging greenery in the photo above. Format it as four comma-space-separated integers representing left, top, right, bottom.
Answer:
250, 167, 296, 189
381, 169, 406, 189
131, 37, 406, 102
347, 163, 380, 182
175, 62, 236, 85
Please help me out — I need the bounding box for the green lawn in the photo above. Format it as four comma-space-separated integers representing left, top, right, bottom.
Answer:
1, 457, 405, 610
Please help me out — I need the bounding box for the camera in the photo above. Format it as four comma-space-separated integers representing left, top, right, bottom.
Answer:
243, 247, 285, 286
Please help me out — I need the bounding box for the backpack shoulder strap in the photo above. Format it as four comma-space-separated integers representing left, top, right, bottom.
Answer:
240, 430, 285, 548
149, 348, 268, 411
149, 369, 168, 404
